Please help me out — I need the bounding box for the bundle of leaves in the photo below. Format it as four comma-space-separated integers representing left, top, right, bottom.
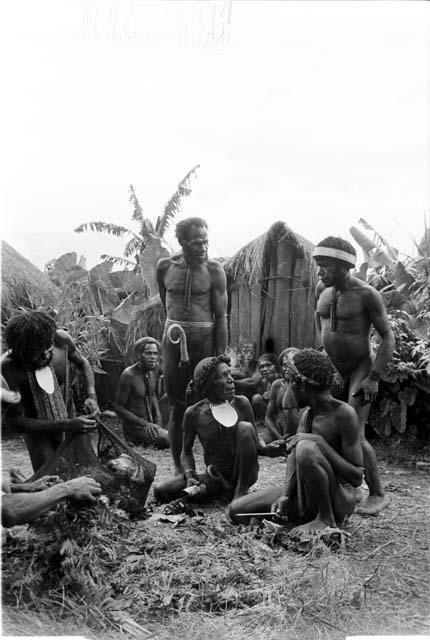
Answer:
370, 310, 430, 441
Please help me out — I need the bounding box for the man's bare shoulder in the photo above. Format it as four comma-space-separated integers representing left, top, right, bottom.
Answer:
206, 258, 225, 275
54, 329, 75, 349
332, 399, 359, 426
120, 364, 139, 379
232, 394, 252, 411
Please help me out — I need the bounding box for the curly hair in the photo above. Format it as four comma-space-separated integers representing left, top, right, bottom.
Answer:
5, 311, 57, 364
193, 354, 231, 401
175, 217, 208, 244
316, 236, 357, 270
278, 347, 299, 366
292, 348, 336, 390
135, 337, 160, 354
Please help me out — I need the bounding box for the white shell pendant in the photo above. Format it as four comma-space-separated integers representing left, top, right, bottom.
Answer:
35, 366, 55, 394
210, 402, 238, 428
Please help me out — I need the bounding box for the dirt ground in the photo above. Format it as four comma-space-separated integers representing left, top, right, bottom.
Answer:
2, 428, 430, 639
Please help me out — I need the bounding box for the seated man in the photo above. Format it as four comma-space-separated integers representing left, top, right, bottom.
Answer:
2, 475, 102, 528
154, 355, 284, 505
114, 337, 169, 449
1, 311, 99, 472
251, 353, 281, 427
228, 349, 364, 537
231, 339, 258, 401
262, 348, 300, 444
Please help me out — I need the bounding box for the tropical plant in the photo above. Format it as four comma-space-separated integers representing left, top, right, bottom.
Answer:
74, 165, 200, 296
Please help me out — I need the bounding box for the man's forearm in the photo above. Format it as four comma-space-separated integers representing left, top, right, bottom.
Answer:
2, 484, 71, 527
317, 440, 363, 487
181, 449, 197, 477
114, 405, 149, 428
265, 417, 282, 441
214, 316, 228, 355
77, 359, 96, 396
371, 333, 395, 376
10, 416, 68, 434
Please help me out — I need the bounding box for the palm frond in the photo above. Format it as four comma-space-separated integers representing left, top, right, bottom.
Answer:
100, 255, 136, 269
156, 164, 200, 237
75, 222, 134, 238
129, 185, 144, 227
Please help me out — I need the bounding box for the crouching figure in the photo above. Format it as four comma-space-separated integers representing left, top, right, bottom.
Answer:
228, 349, 364, 538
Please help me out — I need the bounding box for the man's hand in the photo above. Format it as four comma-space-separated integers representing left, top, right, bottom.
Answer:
83, 395, 100, 416
64, 476, 102, 502
138, 422, 159, 441
286, 432, 323, 453
186, 476, 201, 489
271, 495, 289, 523
66, 415, 97, 433
263, 440, 287, 458
353, 378, 379, 405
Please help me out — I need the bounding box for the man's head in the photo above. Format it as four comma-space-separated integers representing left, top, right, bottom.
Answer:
313, 236, 357, 287
135, 337, 160, 372
193, 355, 234, 402
257, 353, 278, 382
279, 347, 299, 382
238, 339, 256, 366
5, 311, 57, 369
289, 348, 336, 407
175, 217, 208, 264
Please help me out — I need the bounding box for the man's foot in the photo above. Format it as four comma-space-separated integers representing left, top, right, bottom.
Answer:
356, 493, 390, 516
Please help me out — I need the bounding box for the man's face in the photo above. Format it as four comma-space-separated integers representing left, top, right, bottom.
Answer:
281, 354, 295, 382
138, 344, 159, 371
240, 343, 255, 365
211, 363, 235, 402
290, 378, 308, 408
28, 343, 54, 369
182, 225, 209, 263
258, 359, 277, 381
315, 258, 344, 287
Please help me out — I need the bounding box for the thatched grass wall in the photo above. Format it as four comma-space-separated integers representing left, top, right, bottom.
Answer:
1, 241, 59, 324
224, 221, 317, 355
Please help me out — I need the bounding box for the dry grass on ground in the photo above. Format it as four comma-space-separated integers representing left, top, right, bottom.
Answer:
2, 433, 430, 640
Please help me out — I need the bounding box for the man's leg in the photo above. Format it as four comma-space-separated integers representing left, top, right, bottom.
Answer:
348, 360, 390, 515
227, 486, 283, 524
231, 421, 260, 499
24, 433, 63, 473
154, 472, 224, 503
289, 440, 358, 536
252, 394, 267, 423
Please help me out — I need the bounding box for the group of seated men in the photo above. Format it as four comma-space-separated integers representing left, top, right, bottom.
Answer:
1, 310, 363, 538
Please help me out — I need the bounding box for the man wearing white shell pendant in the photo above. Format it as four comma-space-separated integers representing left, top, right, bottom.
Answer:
153, 355, 285, 505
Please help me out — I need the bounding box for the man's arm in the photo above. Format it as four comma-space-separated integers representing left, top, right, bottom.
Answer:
264, 380, 284, 441
209, 261, 228, 355
2, 476, 101, 527
7, 404, 96, 435
355, 287, 395, 404
156, 257, 169, 314
180, 408, 198, 483
235, 395, 284, 457
57, 330, 100, 414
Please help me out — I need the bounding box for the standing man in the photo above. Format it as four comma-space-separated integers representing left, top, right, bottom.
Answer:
1, 311, 99, 471
313, 236, 394, 515
115, 337, 169, 449
156, 217, 228, 474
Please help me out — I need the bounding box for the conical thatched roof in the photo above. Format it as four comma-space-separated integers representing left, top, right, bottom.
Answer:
1, 240, 59, 323
224, 221, 317, 354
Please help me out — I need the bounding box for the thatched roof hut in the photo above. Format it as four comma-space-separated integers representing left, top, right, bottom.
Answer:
224, 221, 317, 355
1, 241, 59, 323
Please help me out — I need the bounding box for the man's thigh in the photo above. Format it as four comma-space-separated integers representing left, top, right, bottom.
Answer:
347, 355, 374, 431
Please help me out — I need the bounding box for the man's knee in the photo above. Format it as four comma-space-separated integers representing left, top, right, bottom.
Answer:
295, 439, 321, 465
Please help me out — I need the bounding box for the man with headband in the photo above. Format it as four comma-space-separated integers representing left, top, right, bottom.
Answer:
115, 337, 169, 449
153, 355, 284, 506
313, 236, 394, 515
156, 217, 228, 474
228, 349, 364, 536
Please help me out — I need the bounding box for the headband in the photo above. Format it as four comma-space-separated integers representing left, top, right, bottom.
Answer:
312, 246, 356, 266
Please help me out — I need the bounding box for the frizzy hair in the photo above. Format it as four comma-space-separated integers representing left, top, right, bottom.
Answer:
175, 217, 208, 244
5, 310, 57, 364
292, 348, 336, 390
193, 354, 231, 401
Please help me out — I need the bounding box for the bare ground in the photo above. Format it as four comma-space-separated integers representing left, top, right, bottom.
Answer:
2, 429, 430, 639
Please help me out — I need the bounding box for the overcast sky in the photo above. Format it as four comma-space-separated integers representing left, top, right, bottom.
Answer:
1, 0, 429, 270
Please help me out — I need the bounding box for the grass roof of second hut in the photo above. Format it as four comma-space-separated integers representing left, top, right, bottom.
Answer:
224, 220, 315, 284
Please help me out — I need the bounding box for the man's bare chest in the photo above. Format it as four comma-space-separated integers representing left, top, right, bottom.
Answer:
317, 289, 365, 322
165, 264, 212, 296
